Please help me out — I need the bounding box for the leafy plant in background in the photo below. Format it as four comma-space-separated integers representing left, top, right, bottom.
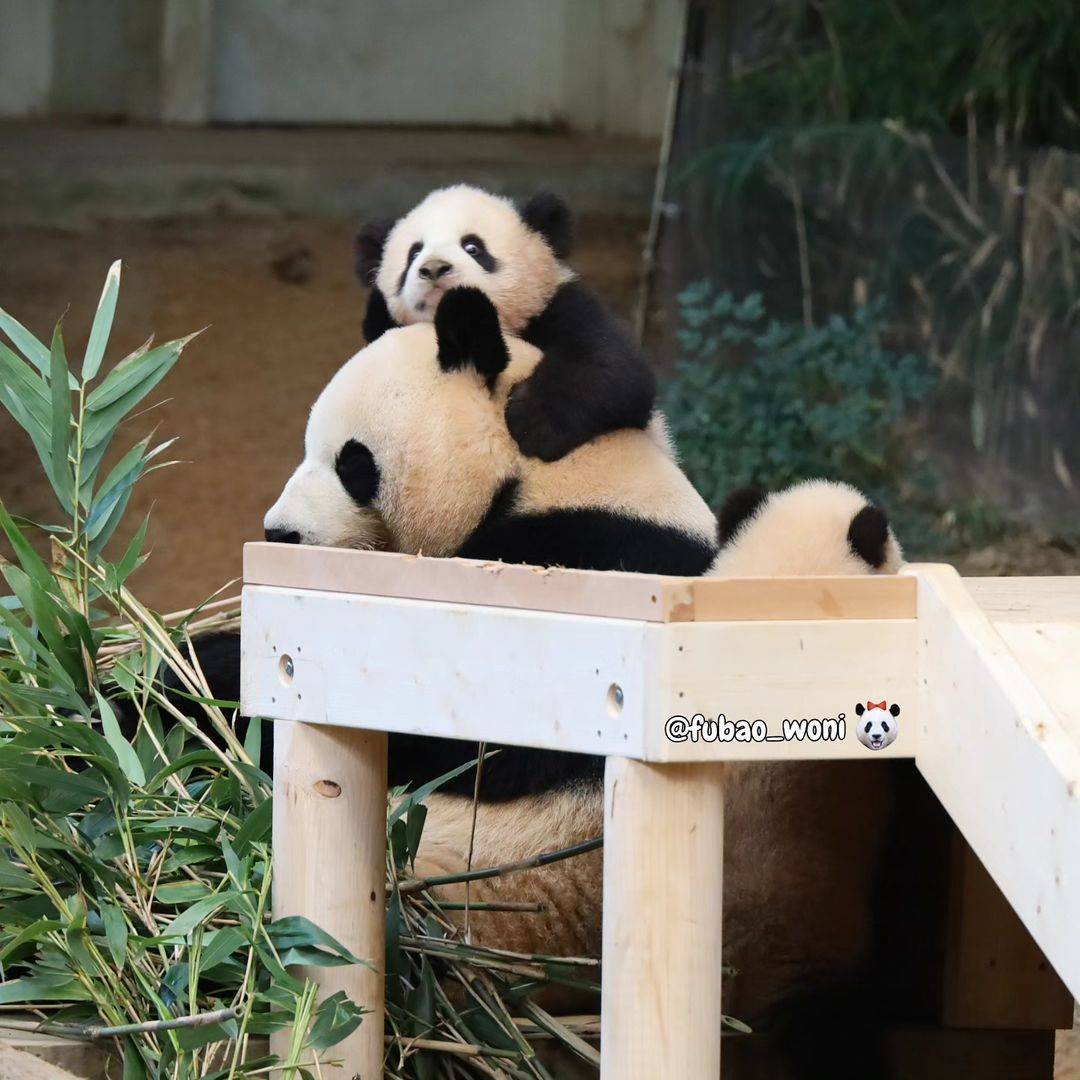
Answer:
0, 266, 365, 1078
664, 282, 940, 544
727, 0, 1080, 150
674, 0, 1080, 524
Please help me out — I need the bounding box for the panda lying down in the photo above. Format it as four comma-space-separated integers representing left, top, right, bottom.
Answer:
190, 287, 909, 1068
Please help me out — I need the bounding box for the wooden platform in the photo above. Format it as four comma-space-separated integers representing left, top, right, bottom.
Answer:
239, 544, 1080, 1079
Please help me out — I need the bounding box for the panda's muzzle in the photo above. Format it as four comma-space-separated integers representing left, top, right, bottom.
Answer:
264, 527, 301, 545
418, 257, 454, 281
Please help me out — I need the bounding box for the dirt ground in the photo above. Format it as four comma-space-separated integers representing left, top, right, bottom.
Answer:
0, 215, 645, 612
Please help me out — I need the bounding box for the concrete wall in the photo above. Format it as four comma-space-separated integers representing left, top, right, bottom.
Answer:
0, 0, 52, 117
0, 0, 681, 135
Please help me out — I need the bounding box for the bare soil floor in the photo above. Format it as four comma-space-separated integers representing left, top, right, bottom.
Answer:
0, 215, 644, 612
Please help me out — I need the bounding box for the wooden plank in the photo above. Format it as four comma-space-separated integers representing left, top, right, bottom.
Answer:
271, 721, 387, 1079
243, 542, 916, 623
600, 758, 725, 1079
994, 622, 1080, 744
245, 542, 671, 621
647, 618, 918, 761
910, 565, 1080, 1001
242, 586, 917, 762
668, 573, 916, 622
943, 832, 1073, 1030
967, 576, 1080, 624
242, 584, 653, 759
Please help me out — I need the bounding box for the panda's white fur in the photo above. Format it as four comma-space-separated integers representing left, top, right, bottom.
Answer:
711, 478, 904, 577
376, 185, 574, 334
265, 318, 716, 562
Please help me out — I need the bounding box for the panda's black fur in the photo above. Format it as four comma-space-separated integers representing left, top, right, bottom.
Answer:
456, 476, 717, 577
357, 188, 656, 463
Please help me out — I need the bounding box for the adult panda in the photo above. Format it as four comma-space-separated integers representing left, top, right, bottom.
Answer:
259, 285, 716, 974
356, 184, 656, 463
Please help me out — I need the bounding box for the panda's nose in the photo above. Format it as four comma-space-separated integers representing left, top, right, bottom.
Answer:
265, 527, 301, 545
418, 258, 453, 281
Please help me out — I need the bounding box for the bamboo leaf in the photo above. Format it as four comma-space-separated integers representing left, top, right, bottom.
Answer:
0, 304, 49, 374
82, 259, 120, 381
159, 892, 240, 941
0, 341, 49, 421
0, 975, 94, 1004
99, 903, 128, 968
87, 484, 136, 559
0, 383, 74, 514
47, 325, 72, 504
96, 690, 146, 786
232, 796, 271, 855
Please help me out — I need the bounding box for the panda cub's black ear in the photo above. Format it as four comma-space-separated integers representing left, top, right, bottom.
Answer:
520, 193, 573, 260
718, 485, 768, 545
355, 218, 395, 284
435, 287, 510, 388
847, 504, 890, 569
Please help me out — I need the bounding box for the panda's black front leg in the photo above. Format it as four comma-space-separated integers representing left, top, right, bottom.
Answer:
505, 351, 656, 463
362, 286, 398, 344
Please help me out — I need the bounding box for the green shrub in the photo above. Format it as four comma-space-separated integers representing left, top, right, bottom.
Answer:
663, 282, 940, 538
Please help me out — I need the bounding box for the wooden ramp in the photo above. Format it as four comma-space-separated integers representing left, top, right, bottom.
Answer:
240, 543, 1080, 1079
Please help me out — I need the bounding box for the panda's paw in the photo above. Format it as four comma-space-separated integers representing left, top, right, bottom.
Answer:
505, 383, 583, 462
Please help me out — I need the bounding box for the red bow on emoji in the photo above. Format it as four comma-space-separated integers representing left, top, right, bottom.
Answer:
866, 700, 887, 711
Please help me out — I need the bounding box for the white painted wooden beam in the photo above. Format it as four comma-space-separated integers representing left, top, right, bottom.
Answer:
909, 565, 1080, 1000
271, 720, 387, 1078
600, 757, 725, 1078
241, 581, 917, 762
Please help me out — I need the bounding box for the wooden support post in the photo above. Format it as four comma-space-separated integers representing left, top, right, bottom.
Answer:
600, 757, 726, 1078
272, 721, 387, 1079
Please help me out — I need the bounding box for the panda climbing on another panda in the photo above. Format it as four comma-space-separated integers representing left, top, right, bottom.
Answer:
355, 184, 656, 463
265, 285, 718, 576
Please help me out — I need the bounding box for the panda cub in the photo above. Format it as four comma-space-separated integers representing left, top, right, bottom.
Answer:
356, 184, 656, 463
711, 478, 904, 576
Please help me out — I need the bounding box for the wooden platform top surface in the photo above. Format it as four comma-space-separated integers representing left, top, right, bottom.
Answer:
243, 542, 919, 622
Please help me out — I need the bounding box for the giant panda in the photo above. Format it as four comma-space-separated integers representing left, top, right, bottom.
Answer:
711, 479, 904, 577
355, 184, 656, 463
261, 294, 936, 1072
707, 479, 941, 1077
260, 286, 716, 984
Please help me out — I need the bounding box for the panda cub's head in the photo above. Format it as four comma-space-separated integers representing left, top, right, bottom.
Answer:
357, 185, 574, 334
710, 479, 904, 577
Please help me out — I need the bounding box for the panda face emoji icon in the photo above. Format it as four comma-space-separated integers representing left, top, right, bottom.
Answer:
856, 701, 899, 751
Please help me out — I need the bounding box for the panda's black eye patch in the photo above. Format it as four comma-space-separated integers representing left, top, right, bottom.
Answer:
881, 721, 890, 733
335, 439, 380, 506
864, 721, 873, 733
461, 234, 498, 273
398, 241, 423, 293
